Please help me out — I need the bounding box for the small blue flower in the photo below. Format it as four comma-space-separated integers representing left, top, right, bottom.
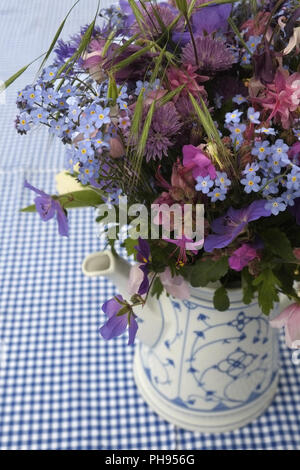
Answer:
281, 190, 299, 207
57, 96, 69, 110
78, 163, 98, 185
117, 85, 128, 104
247, 107, 260, 124
215, 171, 231, 188
264, 198, 287, 216
150, 79, 161, 91
225, 109, 243, 125
30, 108, 49, 124
94, 106, 111, 128
208, 187, 227, 202
255, 127, 276, 136
232, 94, 247, 105
268, 155, 287, 174
261, 178, 279, 197
49, 118, 68, 137
195, 175, 214, 194
60, 84, 78, 97
293, 128, 300, 140
43, 66, 59, 82
229, 123, 246, 138
92, 132, 110, 150
42, 88, 59, 106
251, 140, 271, 160
242, 162, 259, 175
135, 80, 150, 96
271, 139, 289, 160
287, 168, 300, 190
64, 148, 79, 173
76, 140, 94, 162
23, 87, 42, 106
241, 174, 261, 193
246, 35, 262, 52
78, 118, 96, 138
17, 113, 31, 132
241, 53, 251, 65
68, 104, 81, 121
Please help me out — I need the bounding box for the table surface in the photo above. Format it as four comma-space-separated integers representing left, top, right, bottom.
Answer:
0, 0, 300, 450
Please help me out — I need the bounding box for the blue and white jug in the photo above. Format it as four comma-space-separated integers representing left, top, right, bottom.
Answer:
82, 251, 280, 433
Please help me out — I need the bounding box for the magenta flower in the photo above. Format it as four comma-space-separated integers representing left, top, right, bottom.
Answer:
100, 295, 138, 345
24, 180, 68, 237
229, 244, 258, 272
183, 145, 216, 180
270, 303, 300, 348
204, 200, 271, 252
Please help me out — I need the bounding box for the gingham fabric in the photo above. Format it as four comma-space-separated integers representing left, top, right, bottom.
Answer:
0, 0, 300, 450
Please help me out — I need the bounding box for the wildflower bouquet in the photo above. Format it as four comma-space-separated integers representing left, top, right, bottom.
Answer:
6, 0, 300, 346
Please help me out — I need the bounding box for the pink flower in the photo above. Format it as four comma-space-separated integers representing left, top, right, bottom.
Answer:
228, 244, 258, 272
253, 69, 300, 129
166, 65, 208, 99
159, 267, 190, 300
183, 145, 217, 180
270, 303, 300, 348
128, 264, 145, 295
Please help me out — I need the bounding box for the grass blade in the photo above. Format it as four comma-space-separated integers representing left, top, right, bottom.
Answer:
38, 0, 81, 74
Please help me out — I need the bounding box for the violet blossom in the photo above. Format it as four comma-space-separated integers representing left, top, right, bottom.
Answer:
204, 200, 272, 252
100, 295, 138, 345
135, 238, 151, 295
173, 2, 231, 45
24, 180, 68, 237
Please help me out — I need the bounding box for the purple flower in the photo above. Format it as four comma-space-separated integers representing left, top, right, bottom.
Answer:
24, 180, 68, 237
182, 36, 235, 74
229, 244, 258, 272
135, 238, 151, 295
142, 103, 182, 161
99, 295, 138, 345
173, 3, 231, 45
204, 200, 272, 252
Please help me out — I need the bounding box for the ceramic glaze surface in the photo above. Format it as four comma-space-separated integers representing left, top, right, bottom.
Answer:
137, 291, 279, 413
82, 252, 279, 432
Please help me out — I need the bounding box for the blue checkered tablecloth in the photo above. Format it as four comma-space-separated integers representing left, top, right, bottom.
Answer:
0, 0, 300, 450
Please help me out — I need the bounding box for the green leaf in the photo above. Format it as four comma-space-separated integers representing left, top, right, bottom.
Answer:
261, 228, 295, 262
191, 257, 229, 287
213, 286, 230, 312
151, 277, 164, 299
241, 268, 255, 304
58, 190, 103, 208
252, 268, 281, 315
123, 238, 138, 258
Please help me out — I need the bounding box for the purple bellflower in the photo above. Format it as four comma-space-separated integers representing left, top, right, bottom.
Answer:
100, 295, 138, 345
24, 180, 68, 237
204, 200, 272, 252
